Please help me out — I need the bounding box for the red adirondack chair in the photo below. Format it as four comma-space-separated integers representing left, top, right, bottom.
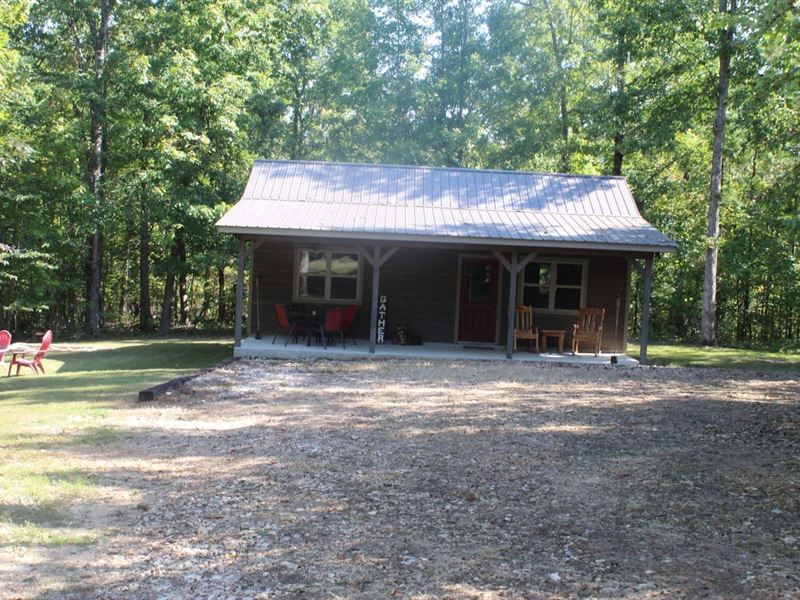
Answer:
0, 330, 11, 366
9, 329, 52, 376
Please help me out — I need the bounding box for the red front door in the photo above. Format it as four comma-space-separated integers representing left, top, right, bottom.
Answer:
458, 258, 499, 343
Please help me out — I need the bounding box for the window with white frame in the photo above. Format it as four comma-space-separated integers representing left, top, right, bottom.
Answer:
520, 260, 586, 312
293, 249, 362, 303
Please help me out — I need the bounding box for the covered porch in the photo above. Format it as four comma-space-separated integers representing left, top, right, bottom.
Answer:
229, 238, 656, 364
234, 334, 640, 365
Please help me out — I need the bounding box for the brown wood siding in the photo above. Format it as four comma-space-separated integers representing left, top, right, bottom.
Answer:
250, 242, 460, 343
367, 248, 459, 342
250, 240, 631, 351
584, 256, 630, 352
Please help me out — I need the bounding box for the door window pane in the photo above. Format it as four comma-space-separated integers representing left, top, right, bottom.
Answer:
468, 265, 492, 303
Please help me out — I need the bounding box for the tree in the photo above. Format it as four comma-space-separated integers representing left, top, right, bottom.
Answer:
701, 0, 737, 346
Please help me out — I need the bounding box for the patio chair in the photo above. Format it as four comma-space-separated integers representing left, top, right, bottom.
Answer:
0, 330, 11, 366
513, 305, 539, 352
273, 304, 305, 346
9, 329, 52, 376
322, 307, 344, 349
572, 308, 605, 356
341, 304, 360, 346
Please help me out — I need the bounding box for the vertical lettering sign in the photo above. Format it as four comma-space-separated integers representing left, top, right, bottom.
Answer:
377, 295, 388, 344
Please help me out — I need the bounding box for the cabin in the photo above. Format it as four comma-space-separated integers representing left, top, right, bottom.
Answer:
216, 160, 675, 362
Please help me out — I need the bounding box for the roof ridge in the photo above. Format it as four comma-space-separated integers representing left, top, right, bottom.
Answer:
253, 158, 629, 181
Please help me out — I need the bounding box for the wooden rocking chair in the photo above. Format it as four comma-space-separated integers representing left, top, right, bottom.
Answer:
572, 308, 605, 356
514, 305, 539, 352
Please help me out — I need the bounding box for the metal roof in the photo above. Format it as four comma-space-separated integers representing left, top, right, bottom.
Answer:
216, 160, 676, 252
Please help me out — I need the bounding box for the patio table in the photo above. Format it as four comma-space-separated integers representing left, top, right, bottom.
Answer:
288, 309, 324, 346
540, 329, 566, 353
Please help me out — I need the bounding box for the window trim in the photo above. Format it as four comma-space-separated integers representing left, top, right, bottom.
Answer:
518, 258, 588, 315
292, 248, 363, 304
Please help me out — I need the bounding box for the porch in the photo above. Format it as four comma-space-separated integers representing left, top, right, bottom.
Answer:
235, 335, 639, 366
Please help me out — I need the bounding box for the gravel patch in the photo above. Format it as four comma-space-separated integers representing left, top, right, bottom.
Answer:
5, 359, 800, 599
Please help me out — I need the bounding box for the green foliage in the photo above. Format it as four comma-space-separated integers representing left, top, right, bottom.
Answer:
0, 0, 796, 345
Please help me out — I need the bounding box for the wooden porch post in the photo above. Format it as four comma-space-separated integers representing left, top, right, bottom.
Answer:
369, 247, 381, 354
639, 254, 654, 365
493, 250, 538, 360
505, 252, 519, 359
234, 237, 245, 348
360, 246, 400, 354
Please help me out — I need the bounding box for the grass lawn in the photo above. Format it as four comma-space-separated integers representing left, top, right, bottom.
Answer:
0, 337, 232, 546
634, 342, 800, 372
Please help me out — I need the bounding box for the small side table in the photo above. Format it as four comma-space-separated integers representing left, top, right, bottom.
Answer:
540, 329, 566, 353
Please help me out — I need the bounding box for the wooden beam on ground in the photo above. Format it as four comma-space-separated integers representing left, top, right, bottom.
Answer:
639, 254, 654, 365
138, 359, 238, 402
234, 237, 245, 347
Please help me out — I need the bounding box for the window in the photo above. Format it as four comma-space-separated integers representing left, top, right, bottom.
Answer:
294, 249, 362, 303
520, 260, 586, 312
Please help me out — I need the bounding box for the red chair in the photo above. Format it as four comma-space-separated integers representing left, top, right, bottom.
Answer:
322, 307, 344, 349
0, 330, 11, 366
341, 304, 360, 346
273, 304, 305, 346
9, 329, 52, 376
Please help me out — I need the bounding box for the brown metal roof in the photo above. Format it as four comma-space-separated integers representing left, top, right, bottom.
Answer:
216, 160, 676, 252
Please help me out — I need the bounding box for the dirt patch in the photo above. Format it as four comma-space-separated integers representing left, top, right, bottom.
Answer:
4, 359, 800, 599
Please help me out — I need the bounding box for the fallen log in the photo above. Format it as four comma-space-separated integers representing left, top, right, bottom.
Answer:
138, 358, 239, 402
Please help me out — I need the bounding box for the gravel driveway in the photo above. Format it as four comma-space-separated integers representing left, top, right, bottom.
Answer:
7, 359, 800, 599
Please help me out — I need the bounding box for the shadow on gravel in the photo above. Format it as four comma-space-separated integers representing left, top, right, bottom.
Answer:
46, 360, 800, 598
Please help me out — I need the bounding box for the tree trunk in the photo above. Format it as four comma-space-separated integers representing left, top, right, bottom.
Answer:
178, 235, 189, 327
543, 0, 570, 173
611, 31, 626, 176
217, 266, 227, 324
81, 0, 116, 336
85, 229, 102, 336
159, 239, 180, 335
139, 199, 152, 332
701, 0, 736, 346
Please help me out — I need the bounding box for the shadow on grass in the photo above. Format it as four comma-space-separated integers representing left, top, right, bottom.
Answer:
53, 341, 231, 374
0, 500, 70, 527
642, 343, 800, 373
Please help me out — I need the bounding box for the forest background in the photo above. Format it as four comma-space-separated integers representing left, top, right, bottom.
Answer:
0, 0, 797, 348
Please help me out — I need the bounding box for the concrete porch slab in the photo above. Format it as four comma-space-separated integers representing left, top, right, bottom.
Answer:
234, 336, 639, 366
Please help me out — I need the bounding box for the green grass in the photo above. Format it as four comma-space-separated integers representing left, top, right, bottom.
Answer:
631, 342, 800, 372
0, 336, 232, 546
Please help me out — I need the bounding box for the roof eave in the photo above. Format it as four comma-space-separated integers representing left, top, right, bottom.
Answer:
215, 225, 677, 254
